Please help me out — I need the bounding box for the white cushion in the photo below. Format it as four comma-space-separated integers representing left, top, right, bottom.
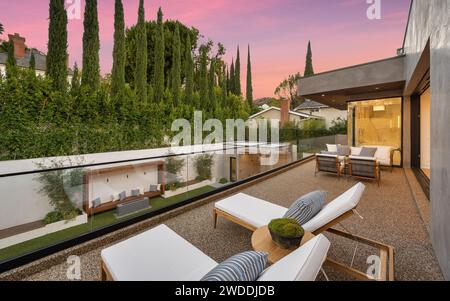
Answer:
363, 145, 393, 166
326, 144, 338, 152
316, 153, 338, 158
101, 225, 218, 281
258, 234, 330, 281
215, 193, 288, 229
349, 155, 377, 161
302, 183, 366, 233
351, 147, 363, 156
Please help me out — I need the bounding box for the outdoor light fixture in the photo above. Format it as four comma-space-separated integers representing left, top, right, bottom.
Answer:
373, 105, 386, 112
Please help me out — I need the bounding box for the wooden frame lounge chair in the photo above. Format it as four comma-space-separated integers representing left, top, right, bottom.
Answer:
348, 156, 381, 186
100, 224, 330, 281
213, 183, 395, 281
315, 154, 345, 178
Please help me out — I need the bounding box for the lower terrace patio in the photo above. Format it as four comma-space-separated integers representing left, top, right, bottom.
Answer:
0, 159, 443, 281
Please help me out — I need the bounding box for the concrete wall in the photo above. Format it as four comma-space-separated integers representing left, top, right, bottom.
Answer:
299, 56, 405, 95
403, 0, 450, 279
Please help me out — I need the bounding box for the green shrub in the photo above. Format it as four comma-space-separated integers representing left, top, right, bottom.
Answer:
269, 218, 304, 238
194, 153, 214, 181
43, 211, 63, 225
219, 178, 228, 184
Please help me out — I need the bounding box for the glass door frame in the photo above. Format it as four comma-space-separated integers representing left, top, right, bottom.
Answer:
347, 96, 404, 168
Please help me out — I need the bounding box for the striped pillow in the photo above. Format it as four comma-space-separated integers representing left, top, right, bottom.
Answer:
283, 191, 327, 226
201, 251, 268, 281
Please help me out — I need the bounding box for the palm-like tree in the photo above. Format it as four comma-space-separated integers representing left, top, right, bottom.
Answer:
0, 22, 4, 35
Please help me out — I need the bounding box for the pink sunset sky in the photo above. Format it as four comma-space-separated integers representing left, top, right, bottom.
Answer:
0, 0, 411, 99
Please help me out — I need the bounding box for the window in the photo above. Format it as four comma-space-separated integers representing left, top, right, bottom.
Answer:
348, 98, 402, 166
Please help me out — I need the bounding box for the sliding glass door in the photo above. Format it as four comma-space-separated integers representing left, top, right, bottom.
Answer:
348, 97, 402, 166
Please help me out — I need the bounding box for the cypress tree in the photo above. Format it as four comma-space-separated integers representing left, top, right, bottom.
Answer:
199, 47, 209, 110
184, 34, 194, 105
226, 67, 230, 95
135, 0, 147, 102
246, 45, 253, 108
111, 0, 126, 100
47, 0, 68, 91
6, 41, 16, 77
208, 59, 216, 111
229, 60, 235, 95
153, 7, 165, 102
171, 23, 181, 106
29, 50, 36, 72
81, 0, 100, 91
304, 41, 314, 77
71, 63, 81, 97
235, 46, 241, 95
221, 65, 227, 106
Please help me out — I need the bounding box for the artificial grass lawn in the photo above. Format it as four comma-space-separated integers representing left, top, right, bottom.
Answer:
0, 186, 215, 262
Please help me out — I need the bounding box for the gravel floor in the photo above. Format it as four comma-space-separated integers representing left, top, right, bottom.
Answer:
20, 161, 445, 281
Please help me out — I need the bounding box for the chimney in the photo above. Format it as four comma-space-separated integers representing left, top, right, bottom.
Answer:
280, 98, 291, 127
8, 33, 26, 59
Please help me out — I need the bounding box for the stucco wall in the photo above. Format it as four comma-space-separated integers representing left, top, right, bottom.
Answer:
404, 0, 450, 279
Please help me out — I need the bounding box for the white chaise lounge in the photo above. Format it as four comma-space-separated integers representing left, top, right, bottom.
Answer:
101, 224, 331, 281
213, 183, 395, 281
214, 183, 366, 234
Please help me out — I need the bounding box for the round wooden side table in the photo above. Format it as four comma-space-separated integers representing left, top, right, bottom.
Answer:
251, 226, 315, 264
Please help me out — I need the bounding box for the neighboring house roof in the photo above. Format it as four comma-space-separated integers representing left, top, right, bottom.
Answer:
0, 49, 73, 75
294, 100, 329, 111
249, 106, 323, 120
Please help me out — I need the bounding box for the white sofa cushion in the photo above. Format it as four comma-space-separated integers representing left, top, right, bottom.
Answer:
215, 193, 288, 229
258, 234, 330, 281
101, 225, 218, 281
349, 155, 377, 161
364, 145, 393, 166
351, 147, 363, 156
326, 144, 338, 152
302, 183, 366, 233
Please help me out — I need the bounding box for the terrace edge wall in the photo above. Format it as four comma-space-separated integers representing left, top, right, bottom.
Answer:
403, 0, 450, 280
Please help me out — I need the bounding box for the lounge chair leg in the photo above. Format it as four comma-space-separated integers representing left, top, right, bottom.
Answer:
321, 267, 330, 281
213, 209, 218, 229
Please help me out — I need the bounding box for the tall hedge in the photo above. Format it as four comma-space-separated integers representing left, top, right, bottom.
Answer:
111, 0, 126, 100
46, 0, 68, 91
135, 0, 147, 102
81, 0, 100, 91
153, 8, 165, 102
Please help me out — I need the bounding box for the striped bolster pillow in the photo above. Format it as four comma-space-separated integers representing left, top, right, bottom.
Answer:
283, 191, 327, 226
201, 251, 268, 281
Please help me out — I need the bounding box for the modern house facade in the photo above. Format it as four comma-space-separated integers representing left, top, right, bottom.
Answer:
294, 100, 347, 129
298, 0, 450, 279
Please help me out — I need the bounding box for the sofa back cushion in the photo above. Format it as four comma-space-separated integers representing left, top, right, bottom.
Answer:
119, 191, 127, 201
283, 191, 327, 226
351, 147, 362, 156
201, 251, 268, 281
360, 147, 378, 157
337, 145, 351, 156
326, 144, 338, 153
